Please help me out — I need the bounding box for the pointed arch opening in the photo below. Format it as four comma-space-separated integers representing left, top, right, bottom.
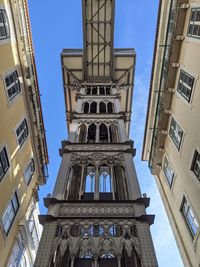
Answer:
100, 86, 105, 95
99, 165, 111, 193
109, 124, 119, 143
87, 123, 96, 143
82, 165, 95, 201
90, 102, 97, 113
107, 102, 114, 113
83, 102, 89, 113
86, 86, 91, 95
106, 86, 111, 95
78, 124, 87, 143
99, 123, 108, 143
99, 102, 106, 113
92, 86, 97, 95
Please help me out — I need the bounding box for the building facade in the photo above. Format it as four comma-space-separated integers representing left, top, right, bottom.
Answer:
34, 1, 158, 267
142, 0, 200, 266
0, 0, 48, 266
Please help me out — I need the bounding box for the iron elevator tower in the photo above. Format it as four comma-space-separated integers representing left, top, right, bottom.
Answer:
34, 1, 158, 266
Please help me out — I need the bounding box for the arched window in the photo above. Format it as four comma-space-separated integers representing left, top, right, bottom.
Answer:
99, 102, 106, 113
107, 102, 114, 113
92, 86, 97, 95
83, 102, 89, 113
78, 124, 87, 143
100, 86, 105, 95
87, 123, 96, 143
90, 102, 97, 113
106, 86, 110, 95
113, 165, 128, 200
99, 123, 108, 143
109, 124, 119, 143
99, 165, 111, 192
85, 165, 95, 192
86, 86, 91, 95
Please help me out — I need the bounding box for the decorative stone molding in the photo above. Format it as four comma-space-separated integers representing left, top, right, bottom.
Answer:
49, 219, 140, 265
77, 118, 118, 125
70, 151, 125, 165
59, 202, 134, 217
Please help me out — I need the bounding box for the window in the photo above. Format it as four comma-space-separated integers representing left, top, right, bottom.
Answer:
99, 167, 111, 193
191, 150, 200, 181
169, 117, 183, 150
109, 225, 123, 237
88, 225, 104, 237
0, 9, 10, 40
87, 124, 96, 143
85, 170, 95, 193
188, 8, 200, 38
177, 70, 194, 102
28, 214, 39, 250
7, 233, 25, 267
2, 192, 19, 234
24, 159, 35, 185
181, 196, 199, 238
0, 147, 9, 181
16, 119, 28, 147
5, 70, 21, 101
163, 157, 174, 187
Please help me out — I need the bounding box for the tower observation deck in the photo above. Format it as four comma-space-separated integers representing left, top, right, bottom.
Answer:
34, 1, 158, 266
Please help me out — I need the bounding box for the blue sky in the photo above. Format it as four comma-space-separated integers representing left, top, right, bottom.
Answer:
28, 1, 184, 266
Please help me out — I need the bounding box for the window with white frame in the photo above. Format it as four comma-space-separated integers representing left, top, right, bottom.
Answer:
191, 150, 200, 181
16, 119, 28, 147
163, 156, 174, 187
7, 232, 24, 267
24, 158, 35, 185
2, 192, 19, 234
169, 117, 183, 150
28, 214, 39, 250
181, 196, 199, 238
0, 146, 9, 181
5, 70, 21, 101
188, 8, 200, 38
0, 9, 10, 40
177, 70, 194, 102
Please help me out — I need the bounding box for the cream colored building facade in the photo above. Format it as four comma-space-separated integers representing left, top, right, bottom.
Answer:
143, 0, 200, 266
0, 0, 48, 266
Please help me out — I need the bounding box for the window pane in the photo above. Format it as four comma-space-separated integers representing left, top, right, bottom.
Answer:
2, 193, 19, 234
24, 159, 34, 185
0, 25, 6, 38
2, 203, 15, 233
16, 119, 28, 146
196, 10, 200, 21
0, 10, 9, 39
191, 150, 200, 179
5, 70, 21, 101
0, 147, 9, 180
188, 9, 200, 38
177, 70, 194, 102
12, 193, 19, 212
28, 215, 39, 250
169, 118, 183, 150
191, 10, 196, 22
163, 157, 174, 186
0, 164, 4, 179
0, 11, 3, 23
181, 197, 199, 238
85, 171, 95, 192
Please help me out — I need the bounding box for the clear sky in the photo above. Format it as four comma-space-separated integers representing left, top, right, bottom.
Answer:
28, 1, 184, 266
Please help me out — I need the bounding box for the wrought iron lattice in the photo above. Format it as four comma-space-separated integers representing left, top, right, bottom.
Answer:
83, 0, 114, 81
